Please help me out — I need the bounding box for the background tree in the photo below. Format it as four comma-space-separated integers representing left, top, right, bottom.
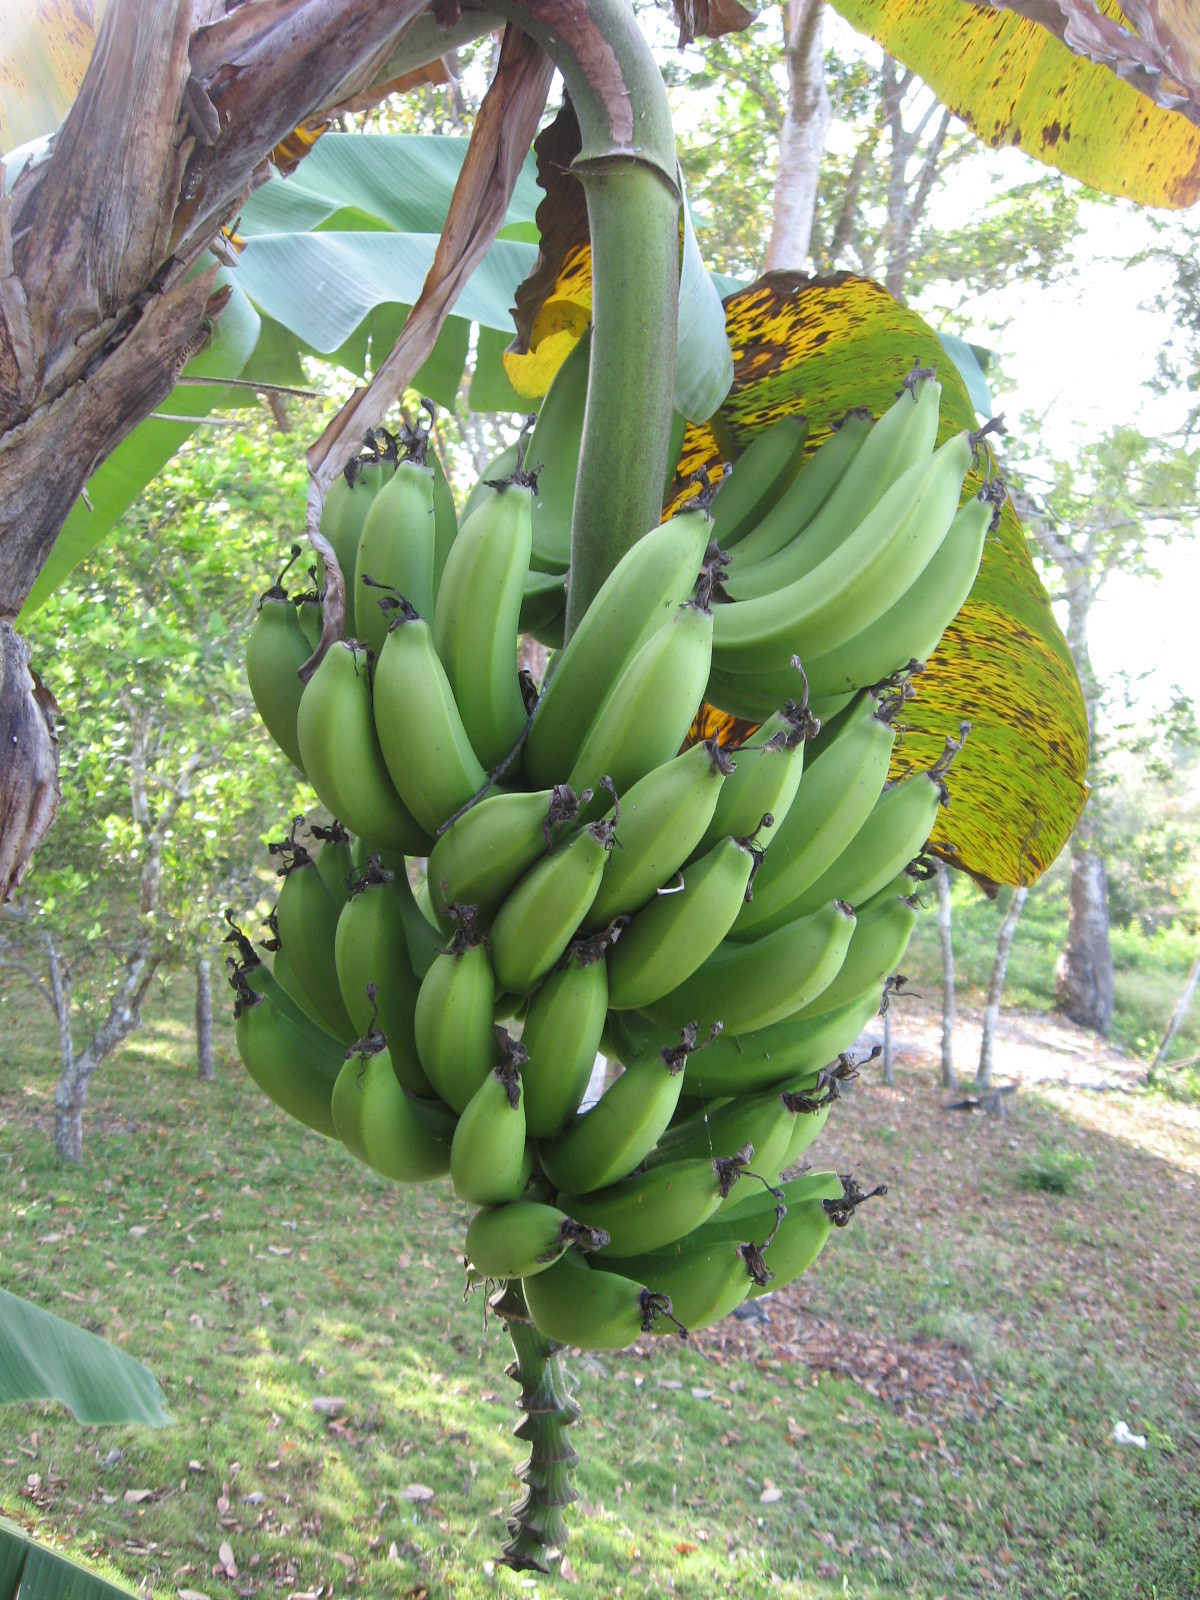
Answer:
1010, 425, 1200, 1031
0, 418, 311, 1158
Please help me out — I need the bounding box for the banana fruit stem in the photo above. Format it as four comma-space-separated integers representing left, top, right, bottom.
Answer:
492, 1279, 582, 1572
565, 166, 680, 640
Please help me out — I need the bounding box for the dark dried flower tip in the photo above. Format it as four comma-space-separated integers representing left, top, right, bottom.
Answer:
543, 783, 584, 848
493, 1049, 524, 1110
558, 1220, 610, 1256
437, 902, 486, 956
901, 361, 938, 395
661, 1019, 723, 1073
347, 853, 395, 900
590, 776, 620, 848
258, 544, 303, 605
268, 815, 314, 874
823, 1172, 888, 1227
705, 737, 737, 777
640, 1289, 687, 1338
566, 916, 630, 969
738, 1241, 774, 1288
713, 1142, 754, 1197
222, 910, 258, 968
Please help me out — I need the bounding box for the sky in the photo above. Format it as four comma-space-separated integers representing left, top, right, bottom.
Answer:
943, 182, 1200, 718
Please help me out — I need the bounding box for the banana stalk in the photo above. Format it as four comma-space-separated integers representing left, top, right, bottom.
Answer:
491, 1280, 582, 1574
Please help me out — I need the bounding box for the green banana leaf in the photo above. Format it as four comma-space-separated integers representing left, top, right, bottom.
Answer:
0, 1518, 139, 1600
18, 274, 260, 617
828, 0, 1200, 208
675, 272, 1088, 890
0, 1286, 170, 1426
235, 133, 731, 424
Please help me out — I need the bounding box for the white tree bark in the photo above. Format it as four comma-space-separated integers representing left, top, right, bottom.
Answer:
196, 950, 215, 1081
977, 886, 1028, 1090
763, 0, 832, 271
1151, 944, 1200, 1075
936, 864, 957, 1090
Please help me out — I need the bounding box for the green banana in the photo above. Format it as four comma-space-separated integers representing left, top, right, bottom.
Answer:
428, 430, 459, 600
584, 739, 733, 929
708, 414, 809, 549
332, 1028, 456, 1184
678, 990, 884, 1097
464, 1202, 609, 1281
372, 601, 489, 835
245, 551, 311, 773
333, 857, 432, 1096
449, 1039, 529, 1205
229, 970, 341, 1137
646, 1083, 823, 1179
350, 842, 442, 980
412, 906, 498, 1113
724, 370, 942, 598
641, 899, 856, 1037
271, 825, 358, 1041
602, 1232, 770, 1333
787, 880, 919, 1024
461, 440, 520, 524
719, 409, 874, 571
557, 1146, 752, 1258
731, 692, 897, 939
796, 488, 997, 699
312, 820, 353, 910
715, 1172, 883, 1295
352, 455, 437, 655
224, 916, 343, 1049
519, 566, 567, 646
433, 474, 534, 769
523, 509, 712, 788
520, 932, 612, 1140
710, 431, 973, 676
426, 783, 585, 929
566, 586, 716, 801
694, 697, 815, 854
521, 1250, 677, 1351
526, 331, 591, 573
296, 639, 432, 854
320, 434, 398, 585
605, 834, 759, 1011
537, 1025, 711, 1195
489, 796, 619, 994
781, 750, 957, 922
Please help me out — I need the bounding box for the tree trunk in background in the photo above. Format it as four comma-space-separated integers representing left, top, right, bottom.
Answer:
54, 944, 159, 1161
763, 0, 831, 270
881, 1003, 894, 1085
936, 864, 957, 1089
1053, 587, 1114, 1034
1151, 944, 1200, 1075
1056, 844, 1115, 1034
978, 886, 1027, 1088
196, 951, 215, 1081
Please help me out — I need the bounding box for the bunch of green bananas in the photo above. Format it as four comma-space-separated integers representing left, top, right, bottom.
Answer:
235, 370, 989, 1352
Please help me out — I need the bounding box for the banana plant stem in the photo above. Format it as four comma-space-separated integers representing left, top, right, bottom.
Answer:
564, 165, 680, 639
491, 1280, 582, 1572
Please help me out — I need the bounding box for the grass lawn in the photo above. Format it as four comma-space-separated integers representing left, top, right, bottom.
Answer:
1, 979, 1199, 1599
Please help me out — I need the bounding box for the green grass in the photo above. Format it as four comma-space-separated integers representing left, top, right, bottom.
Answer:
2, 980, 1200, 1599
1013, 1145, 1092, 1195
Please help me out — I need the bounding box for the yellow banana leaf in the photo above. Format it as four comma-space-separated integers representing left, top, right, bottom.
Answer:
679, 273, 1088, 890
828, 0, 1200, 208
0, 0, 106, 149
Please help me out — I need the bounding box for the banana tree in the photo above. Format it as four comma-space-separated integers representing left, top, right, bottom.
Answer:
2, 0, 1199, 1578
